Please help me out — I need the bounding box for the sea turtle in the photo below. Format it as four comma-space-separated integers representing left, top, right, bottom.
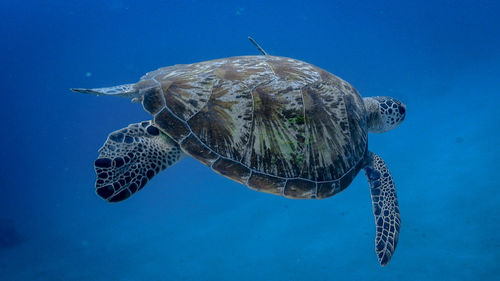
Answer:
72, 54, 406, 266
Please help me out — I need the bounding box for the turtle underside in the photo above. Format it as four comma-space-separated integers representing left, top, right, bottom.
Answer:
136, 56, 368, 199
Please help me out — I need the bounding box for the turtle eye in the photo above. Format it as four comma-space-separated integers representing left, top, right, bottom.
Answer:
398, 105, 405, 115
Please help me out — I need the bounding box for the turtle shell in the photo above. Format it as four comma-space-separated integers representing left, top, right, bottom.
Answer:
137, 56, 368, 199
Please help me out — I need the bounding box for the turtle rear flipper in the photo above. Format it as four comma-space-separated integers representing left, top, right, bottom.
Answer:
364, 152, 401, 266
94, 121, 185, 202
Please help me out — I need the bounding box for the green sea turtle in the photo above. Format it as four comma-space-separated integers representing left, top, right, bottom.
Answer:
72, 54, 406, 266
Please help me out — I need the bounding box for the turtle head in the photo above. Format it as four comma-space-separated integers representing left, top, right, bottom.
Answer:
364, 96, 406, 133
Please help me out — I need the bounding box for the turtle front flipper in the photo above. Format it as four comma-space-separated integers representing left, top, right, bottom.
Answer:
364, 152, 401, 266
94, 121, 185, 202
71, 83, 139, 98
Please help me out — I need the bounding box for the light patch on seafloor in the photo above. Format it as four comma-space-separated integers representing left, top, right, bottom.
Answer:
235, 7, 245, 16
85, 72, 92, 78
105, 0, 130, 13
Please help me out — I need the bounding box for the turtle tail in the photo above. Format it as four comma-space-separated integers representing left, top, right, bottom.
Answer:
71, 83, 139, 99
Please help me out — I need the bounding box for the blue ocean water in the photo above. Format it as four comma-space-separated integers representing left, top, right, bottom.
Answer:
1, 0, 499, 280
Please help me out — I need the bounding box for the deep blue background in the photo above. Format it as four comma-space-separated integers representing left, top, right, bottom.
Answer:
1, 0, 499, 280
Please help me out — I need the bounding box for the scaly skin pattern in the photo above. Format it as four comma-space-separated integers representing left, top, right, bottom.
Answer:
364, 152, 401, 266
138, 56, 368, 199
94, 121, 184, 202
